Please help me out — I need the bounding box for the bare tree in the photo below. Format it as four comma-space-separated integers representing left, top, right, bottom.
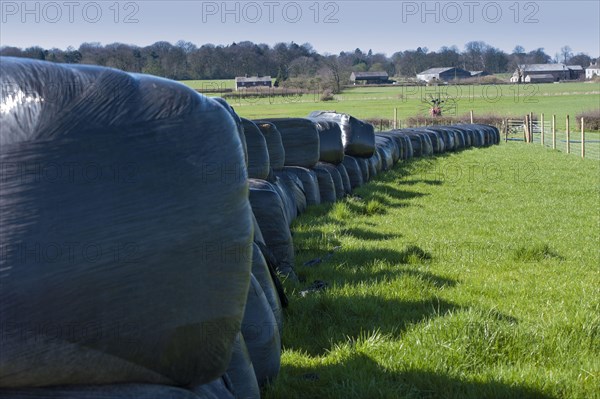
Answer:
560, 46, 573, 64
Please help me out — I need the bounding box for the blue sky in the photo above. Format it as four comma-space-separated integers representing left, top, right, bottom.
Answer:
1, 1, 599, 57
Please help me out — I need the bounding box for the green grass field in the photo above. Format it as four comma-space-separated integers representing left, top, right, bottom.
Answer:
180, 80, 600, 123
264, 143, 600, 399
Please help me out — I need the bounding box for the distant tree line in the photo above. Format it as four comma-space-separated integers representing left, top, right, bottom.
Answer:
1, 40, 594, 92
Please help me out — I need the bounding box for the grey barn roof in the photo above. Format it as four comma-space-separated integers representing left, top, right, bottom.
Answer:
519, 64, 569, 72
527, 74, 555, 79
235, 76, 272, 83
418, 67, 455, 75
351, 71, 389, 79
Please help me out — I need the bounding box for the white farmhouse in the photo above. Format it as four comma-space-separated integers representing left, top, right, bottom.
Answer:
585, 59, 600, 79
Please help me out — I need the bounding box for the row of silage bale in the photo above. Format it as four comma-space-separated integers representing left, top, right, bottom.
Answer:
0, 57, 502, 399
0, 57, 268, 399
380, 124, 500, 157
224, 116, 290, 394
256, 118, 339, 205
234, 117, 500, 397
307, 111, 377, 187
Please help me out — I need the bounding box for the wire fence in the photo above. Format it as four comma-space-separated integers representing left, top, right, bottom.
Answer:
504, 116, 600, 160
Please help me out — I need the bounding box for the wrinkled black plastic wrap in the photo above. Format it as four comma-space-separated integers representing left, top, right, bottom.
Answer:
376, 134, 400, 163
241, 275, 281, 387
248, 179, 296, 280
309, 119, 344, 165
0, 58, 253, 388
0, 384, 228, 399
311, 165, 337, 203
385, 131, 412, 160
254, 121, 285, 171
375, 136, 394, 171
225, 333, 260, 399
279, 166, 320, 206
308, 111, 375, 158
274, 170, 307, 215
403, 131, 423, 157
335, 163, 352, 194
316, 162, 345, 200
421, 132, 434, 156
251, 243, 283, 335
420, 130, 444, 154
271, 176, 297, 226
241, 118, 270, 180
367, 152, 379, 177
256, 118, 319, 168
341, 156, 363, 189
214, 98, 247, 164
355, 156, 370, 183
251, 214, 289, 309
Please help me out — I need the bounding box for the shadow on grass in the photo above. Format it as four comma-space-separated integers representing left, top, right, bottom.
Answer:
268, 353, 554, 399
399, 178, 444, 186
358, 183, 429, 202
283, 295, 460, 356
339, 228, 402, 241
295, 245, 457, 289
292, 229, 341, 253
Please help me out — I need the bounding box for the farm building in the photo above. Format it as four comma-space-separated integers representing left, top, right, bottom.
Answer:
524, 74, 555, 83
235, 76, 272, 90
585, 59, 600, 79
350, 71, 391, 84
416, 67, 472, 83
509, 64, 582, 83
567, 65, 584, 79
469, 71, 490, 78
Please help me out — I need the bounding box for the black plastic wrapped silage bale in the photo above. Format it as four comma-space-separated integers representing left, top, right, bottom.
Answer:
215, 97, 247, 164
242, 275, 281, 387
257, 118, 319, 168
375, 136, 394, 171
420, 129, 445, 154
255, 121, 285, 171
251, 243, 283, 335
341, 156, 364, 189
248, 179, 296, 281
311, 165, 337, 203
0, 57, 253, 388
271, 176, 297, 226
310, 119, 345, 165
316, 162, 345, 200
224, 333, 261, 399
355, 156, 370, 182
376, 133, 400, 164
280, 166, 320, 206
0, 384, 227, 399
274, 170, 307, 215
252, 215, 289, 310
336, 162, 352, 194
367, 152, 379, 177
241, 118, 271, 180
308, 111, 375, 158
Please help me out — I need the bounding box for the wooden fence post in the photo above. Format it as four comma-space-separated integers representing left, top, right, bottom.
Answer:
393, 108, 398, 130
566, 115, 570, 154
552, 115, 556, 149
529, 112, 534, 143
540, 113, 544, 146
581, 117, 585, 159
524, 115, 529, 143
470, 110, 474, 124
